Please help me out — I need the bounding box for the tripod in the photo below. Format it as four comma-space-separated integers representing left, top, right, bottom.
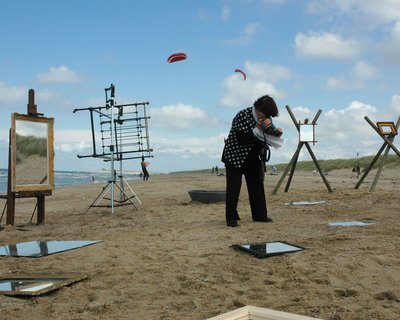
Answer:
83, 171, 141, 214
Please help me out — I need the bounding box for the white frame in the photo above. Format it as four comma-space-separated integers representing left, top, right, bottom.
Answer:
207, 306, 323, 320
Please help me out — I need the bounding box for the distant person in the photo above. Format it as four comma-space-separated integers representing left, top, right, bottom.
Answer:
221, 94, 283, 227
141, 157, 150, 181
215, 166, 219, 175
91, 175, 95, 183
211, 166, 215, 175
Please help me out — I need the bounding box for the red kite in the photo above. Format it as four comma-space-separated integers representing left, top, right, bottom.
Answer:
167, 52, 187, 63
234, 68, 246, 80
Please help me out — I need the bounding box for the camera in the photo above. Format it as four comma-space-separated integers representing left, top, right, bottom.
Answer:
262, 118, 281, 136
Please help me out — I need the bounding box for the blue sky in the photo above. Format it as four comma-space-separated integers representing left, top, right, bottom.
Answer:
1, 0, 399, 174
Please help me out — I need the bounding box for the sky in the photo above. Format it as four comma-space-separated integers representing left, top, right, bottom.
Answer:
1, 0, 399, 174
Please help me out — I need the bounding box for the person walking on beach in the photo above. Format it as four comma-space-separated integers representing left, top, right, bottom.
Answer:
141, 156, 150, 181
221, 94, 283, 227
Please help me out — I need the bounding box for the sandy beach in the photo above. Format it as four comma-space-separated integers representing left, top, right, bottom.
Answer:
0, 168, 399, 320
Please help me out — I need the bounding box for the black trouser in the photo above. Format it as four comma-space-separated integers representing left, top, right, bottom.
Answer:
225, 151, 268, 222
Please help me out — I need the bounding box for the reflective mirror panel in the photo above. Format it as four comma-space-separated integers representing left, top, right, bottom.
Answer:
15, 120, 48, 185
0, 274, 87, 296
329, 221, 376, 227
0, 279, 57, 292
0, 240, 102, 258
286, 201, 326, 205
11, 113, 55, 192
232, 241, 304, 259
299, 124, 315, 142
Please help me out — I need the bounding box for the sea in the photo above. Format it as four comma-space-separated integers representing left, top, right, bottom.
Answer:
0, 168, 140, 194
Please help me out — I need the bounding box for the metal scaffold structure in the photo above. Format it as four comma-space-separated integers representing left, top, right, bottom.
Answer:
73, 84, 153, 213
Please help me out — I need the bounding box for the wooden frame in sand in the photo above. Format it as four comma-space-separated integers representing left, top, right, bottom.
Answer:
206, 305, 323, 320
11, 113, 55, 192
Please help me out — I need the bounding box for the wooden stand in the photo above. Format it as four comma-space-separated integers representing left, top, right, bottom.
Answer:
272, 106, 333, 195
355, 116, 400, 191
0, 89, 52, 226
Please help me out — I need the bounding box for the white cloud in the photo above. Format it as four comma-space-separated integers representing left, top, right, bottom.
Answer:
0, 81, 27, 102
220, 61, 291, 107
220, 23, 261, 45
57, 141, 91, 153
332, 0, 400, 24
149, 104, 219, 129
295, 31, 363, 60
352, 61, 380, 79
55, 129, 94, 142
37, 66, 85, 83
325, 61, 380, 90
390, 95, 400, 115
307, 0, 400, 24
381, 21, 400, 64
244, 61, 292, 82
54, 129, 99, 154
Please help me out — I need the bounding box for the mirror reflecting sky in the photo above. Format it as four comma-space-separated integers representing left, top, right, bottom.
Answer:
233, 241, 304, 258
0, 240, 102, 257
299, 124, 315, 142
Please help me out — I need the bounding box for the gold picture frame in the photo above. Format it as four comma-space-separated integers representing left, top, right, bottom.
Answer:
11, 113, 55, 192
376, 121, 397, 136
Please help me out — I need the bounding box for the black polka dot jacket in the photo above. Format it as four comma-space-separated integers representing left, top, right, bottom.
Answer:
221, 107, 261, 169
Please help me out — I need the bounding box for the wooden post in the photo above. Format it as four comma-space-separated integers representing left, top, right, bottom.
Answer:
37, 195, 45, 224
6, 129, 15, 226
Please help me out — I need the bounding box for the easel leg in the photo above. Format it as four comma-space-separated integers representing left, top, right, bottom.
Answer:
284, 143, 302, 192
37, 195, 45, 224
355, 142, 386, 189
304, 143, 333, 193
6, 194, 15, 226
370, 143, 391, 192
0, 201, 7, 224
272, 143, 303, 195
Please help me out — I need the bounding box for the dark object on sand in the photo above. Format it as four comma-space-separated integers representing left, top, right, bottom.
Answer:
188, 190, 226, 204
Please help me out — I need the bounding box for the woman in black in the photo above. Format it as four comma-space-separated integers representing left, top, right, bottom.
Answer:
221, 95, 283, 227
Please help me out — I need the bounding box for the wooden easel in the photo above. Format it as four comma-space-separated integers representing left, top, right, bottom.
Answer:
272, 106, 333, 195
355, 116, 400, 191
0, 89, 52, 226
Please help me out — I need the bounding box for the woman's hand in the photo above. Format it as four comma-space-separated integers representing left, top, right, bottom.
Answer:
257, 117, 272, 131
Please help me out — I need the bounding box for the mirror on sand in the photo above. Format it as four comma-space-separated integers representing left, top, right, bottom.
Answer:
0, 240, 102, 258
0, 273, 87, 296
232, 241, 304, 259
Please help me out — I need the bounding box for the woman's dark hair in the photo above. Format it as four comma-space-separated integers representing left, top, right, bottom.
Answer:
253, 95, 279, 117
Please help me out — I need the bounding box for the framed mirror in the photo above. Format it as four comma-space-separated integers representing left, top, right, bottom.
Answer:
299, 124, 316, 143
11, 113, 54, 192
376, 122, 397, 136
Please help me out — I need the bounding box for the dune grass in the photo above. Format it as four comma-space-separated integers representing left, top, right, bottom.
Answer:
16, 134, 47, 163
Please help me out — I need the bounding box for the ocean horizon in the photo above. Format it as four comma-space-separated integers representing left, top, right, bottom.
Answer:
0, 168, 141, 194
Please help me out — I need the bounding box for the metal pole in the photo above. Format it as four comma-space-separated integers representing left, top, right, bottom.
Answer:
109, 84, 115, 213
